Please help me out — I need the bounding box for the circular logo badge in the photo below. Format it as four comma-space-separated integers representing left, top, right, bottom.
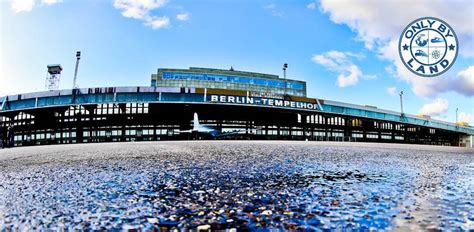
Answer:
399, 17, 458, 77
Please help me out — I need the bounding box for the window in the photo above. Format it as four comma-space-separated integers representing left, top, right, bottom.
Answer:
352, 119, 362, 127
125, 103, 149, 114
352, 133, 363, 138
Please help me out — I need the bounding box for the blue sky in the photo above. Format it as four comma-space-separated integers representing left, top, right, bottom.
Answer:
0, 0, 473, 124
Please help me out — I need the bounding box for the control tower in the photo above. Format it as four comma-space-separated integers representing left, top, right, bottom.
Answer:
45, 64, 62, 91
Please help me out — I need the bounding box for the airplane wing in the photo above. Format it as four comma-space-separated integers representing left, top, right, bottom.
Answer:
213, 128, 259, 137
213, 131, 244, 137
178, 129, 193, 133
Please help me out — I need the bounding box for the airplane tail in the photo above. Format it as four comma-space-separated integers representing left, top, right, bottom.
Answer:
193, 112, 200, 130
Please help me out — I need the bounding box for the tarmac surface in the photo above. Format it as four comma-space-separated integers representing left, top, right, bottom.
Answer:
0, 141, 473, 231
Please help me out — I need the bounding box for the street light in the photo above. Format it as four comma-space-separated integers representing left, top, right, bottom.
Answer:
73, 51, 81, 89
399, 91, 404, 115
283, 63, 288, 96
456, 108, 458, 124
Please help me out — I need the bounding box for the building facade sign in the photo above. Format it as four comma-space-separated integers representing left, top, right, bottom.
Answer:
209, 94, 318, 110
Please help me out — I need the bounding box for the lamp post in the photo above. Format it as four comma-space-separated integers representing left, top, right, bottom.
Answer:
399, 91, 404, 116
283, 63, 288, 96
456, 108, 458, 124
73, 51, 81, 89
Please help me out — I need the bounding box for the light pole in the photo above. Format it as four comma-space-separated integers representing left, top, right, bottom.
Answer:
456, 108, 458, 124
73, 51, 81, 89
283, 63, 288, 96
399, 91, 404, 116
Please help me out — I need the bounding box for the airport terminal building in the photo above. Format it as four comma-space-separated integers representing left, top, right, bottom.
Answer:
1, 67, 473, 147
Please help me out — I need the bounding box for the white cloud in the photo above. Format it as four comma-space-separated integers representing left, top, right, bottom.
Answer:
362, 74, 377, 80
9, 0, 61, 12
312, 50, 374, 87
265, 4, 275, 9
41, 0, 62, 5
114, 0, 170, 29
265, 3, 283, 17
418, 98, 449, 116
387, 87, 397, 96
147, 16, 170, 29
458, 112, 471, 123
10, 0, 35, 12
176, 12, 190, 21
319, 0, 474, 98
307, 2, 317, 10
385, 65, 396, 76
337, 65, 361, 87
452, 66, 474, 96
397, 65, 474, 98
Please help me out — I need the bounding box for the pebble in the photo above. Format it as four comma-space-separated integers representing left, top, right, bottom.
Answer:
261, 210, 272, 216
196, 224, 211, 231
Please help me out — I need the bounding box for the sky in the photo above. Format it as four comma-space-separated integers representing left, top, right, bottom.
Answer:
0, 0, 473, 124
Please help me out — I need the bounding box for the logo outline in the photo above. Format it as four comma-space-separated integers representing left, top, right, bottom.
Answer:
398, 16, 459, 77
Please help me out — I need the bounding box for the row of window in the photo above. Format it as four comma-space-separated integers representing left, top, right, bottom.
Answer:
351, 133, 405, 140
157, 80, 304, 97
375, 122, 393, 130
14, 132, 77, 141
304, 115, 425, 132
63, 103, 150, 117
304, 115, 347, 125
14, 112, 35, 120
8, 129, 418, 143
161, 72, 305, 90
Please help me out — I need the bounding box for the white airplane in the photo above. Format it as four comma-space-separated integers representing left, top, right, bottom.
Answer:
179, 112, 257, 137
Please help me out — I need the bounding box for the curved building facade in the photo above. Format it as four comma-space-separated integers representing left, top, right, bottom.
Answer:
1, 67, 473, 148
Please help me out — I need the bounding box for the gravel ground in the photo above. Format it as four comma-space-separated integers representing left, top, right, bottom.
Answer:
0, 141, 473, 231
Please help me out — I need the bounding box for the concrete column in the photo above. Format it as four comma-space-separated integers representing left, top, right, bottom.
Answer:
377, 122, 382, 142
391, 123, 396, 142
459, 134, 473, 148
362, 120, 367, 141
277, 125, 280, 139
344, 117, 351, 141
302, 114, 307, 140
324, 116, 329, 141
